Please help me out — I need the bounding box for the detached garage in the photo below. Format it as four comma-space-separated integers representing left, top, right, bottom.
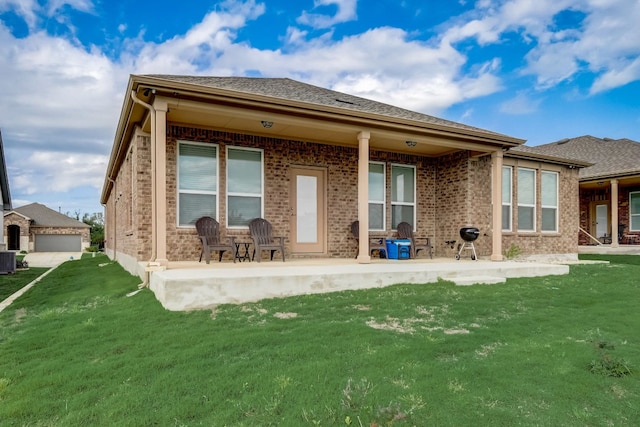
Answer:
3, 203, 90, 253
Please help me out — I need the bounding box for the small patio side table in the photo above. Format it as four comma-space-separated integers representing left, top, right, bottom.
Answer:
234, 241, 252, 262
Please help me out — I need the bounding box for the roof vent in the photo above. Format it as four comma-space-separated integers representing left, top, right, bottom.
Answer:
335, 98, 355, 105
556, 138, 570, 145
603, 137, 613, 141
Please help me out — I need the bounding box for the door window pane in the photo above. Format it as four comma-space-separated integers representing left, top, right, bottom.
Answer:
296, 175, 317, 243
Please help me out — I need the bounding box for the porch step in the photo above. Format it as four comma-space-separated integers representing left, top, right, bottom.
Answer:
451, 275, 507, 286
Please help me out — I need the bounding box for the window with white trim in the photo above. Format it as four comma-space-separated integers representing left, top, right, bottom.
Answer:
502, 166, 512, 231
391, 164, 416, 229
368, 162, 385, 231
177, 141, 218, 227
541, 171, 558, 232
631, 192, 640, 231
517, 168, 536, 231
227, 147, 263, 227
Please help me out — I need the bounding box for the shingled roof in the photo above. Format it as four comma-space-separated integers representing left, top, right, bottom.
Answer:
511, 135, 640, 181
144, 75, 513, 139
11, 203, 89, 228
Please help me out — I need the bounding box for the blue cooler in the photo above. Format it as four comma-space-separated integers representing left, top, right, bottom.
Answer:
385, 239, 411, 260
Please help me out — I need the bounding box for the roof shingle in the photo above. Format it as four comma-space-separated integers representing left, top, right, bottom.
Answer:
511, 135, 640, 180
143, 75, 514, 139
11, 203, 90, 228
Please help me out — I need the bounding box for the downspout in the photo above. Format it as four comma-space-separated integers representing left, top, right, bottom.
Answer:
130, 90, 164, 290
129, 90, 157, 264
105, 177, 116, 261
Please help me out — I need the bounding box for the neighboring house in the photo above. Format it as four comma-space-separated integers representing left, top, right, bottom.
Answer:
513, 136, 640, 246
0, 129, 11, 251
101, 75, 586, 278
3, 203, 90, 252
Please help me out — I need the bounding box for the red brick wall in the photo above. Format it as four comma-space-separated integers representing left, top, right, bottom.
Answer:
579, 184, 640, 244
104, 124, 582, 262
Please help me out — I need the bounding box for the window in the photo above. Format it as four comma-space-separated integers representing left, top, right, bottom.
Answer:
631, 192, 640, 231
227, 147, 263, 227
391, 164, 415, 229
502, 166, 512, 231
368, 162, 385, 230
177, 142, 218, 226
541, 171, 558, 232
517, 168, 536, 231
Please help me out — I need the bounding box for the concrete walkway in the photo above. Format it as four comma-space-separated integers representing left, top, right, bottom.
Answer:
23, 252, 82, 267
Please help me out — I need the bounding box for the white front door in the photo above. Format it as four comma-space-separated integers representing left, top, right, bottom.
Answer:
290, 167, 326, 254
596, 204, 609, 238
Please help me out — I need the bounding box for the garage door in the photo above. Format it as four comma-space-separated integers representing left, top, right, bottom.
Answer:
34, 235, 81, 252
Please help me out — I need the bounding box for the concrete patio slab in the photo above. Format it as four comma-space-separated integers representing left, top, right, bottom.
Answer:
148, 258, 570, 311
578, 245, 640, 255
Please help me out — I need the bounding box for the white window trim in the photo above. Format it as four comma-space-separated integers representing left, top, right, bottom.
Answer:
502, 166, 512, 232
631, 191, 640, 231
541, 170, 559, 233
177, 140, 219, 228
391, 163, 416, 230
517, 167, 536, 232
226, 146, 264, 229
368, 161, 386, 231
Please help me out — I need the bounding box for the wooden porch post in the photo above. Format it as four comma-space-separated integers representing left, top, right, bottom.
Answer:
611, 179, 619, 248
153, 98, 169, 266
491, 150, 504, 261
357, 131, 371, 264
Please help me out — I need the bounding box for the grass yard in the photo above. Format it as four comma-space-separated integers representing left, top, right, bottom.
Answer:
0, 267, 49, 301
0, 254, 639, 426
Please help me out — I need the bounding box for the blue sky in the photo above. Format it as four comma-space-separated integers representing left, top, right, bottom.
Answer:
1, 0, 639, 216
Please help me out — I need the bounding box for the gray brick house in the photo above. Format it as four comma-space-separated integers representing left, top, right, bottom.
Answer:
514, 135, 640, 246
4, 203, 90, 252
101, 75, 587, 278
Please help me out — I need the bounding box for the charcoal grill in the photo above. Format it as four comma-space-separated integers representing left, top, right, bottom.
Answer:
455, 227, 479, 260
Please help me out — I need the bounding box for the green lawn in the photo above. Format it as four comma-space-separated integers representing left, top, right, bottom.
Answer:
0, 266, 49, 301
0, 254, 639, 426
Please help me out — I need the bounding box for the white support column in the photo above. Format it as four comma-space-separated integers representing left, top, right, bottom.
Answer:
491, 151, 504, 261
357, 131, 371, 264
611, 179, 619, 248
153, 98, 169, 266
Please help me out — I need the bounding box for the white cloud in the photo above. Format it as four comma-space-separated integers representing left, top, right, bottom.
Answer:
441, 0, 640, 94
5, 0, 639, 214
297, 0, 357, 29
0, 0, 39, 29
499, 91, 542, 114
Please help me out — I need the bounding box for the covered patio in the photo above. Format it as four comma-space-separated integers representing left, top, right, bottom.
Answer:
147, 257, 571, 311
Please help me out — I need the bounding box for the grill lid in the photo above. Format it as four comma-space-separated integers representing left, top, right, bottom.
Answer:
459, 227, 480, 242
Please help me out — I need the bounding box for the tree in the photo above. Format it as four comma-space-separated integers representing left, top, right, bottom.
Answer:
82, 212, 104, 248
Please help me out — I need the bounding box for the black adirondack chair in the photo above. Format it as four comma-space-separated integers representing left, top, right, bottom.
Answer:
195, 216, 236, 263
396, 222, 433, 259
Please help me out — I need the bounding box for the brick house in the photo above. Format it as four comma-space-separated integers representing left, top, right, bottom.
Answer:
101, 75, 587, 278
3, 203, 90, 252
513, 135, 640, 246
